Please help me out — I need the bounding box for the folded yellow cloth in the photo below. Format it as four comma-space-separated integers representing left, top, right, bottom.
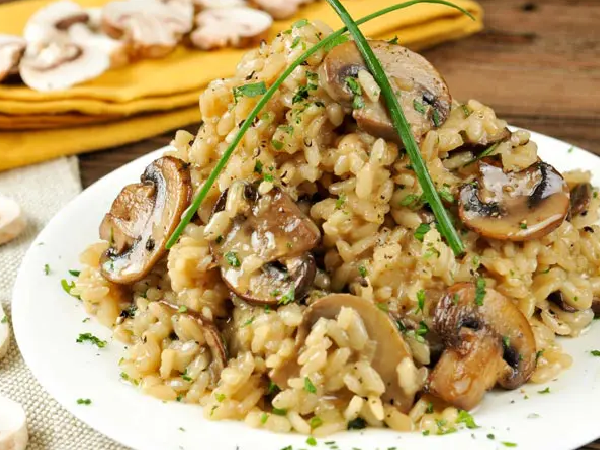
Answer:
0, 0, 483, 171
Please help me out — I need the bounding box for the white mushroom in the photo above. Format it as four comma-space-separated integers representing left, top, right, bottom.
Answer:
194, 0, 247, 10
102, 0, 193, 59
0, 303, 9, 359
0, 396, 28, 450
23, 0, 89, 50
68, 23, 129, 68
0, 35, 25, 83
250, 0, 316, 20
190, 7, 272, 50
20, 37, 111, 92
0, 196, 25, 245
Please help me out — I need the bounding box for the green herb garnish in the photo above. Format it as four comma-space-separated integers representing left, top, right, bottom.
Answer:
310, 416, 323, 429
358, 264, 368, 277
413, 99, 427, 114
178, 305, 188, 313
456, 409, 479, 429
306, 436, 317, 446
76, 333, 107, 348
414, 223, 431, 241
77, 398, 92, 405
475, 277, 486, 306
225, 251, 241, 267
69, 269, 81, 277
272, 407, 287, 416
304, 377, 317, 393
44, 264, 51, 275
233, 81, 267, 103
591, 350, 600, 356
278, 287, 295, 305
538, 387, 550, 394
415, 289, 426, 314
347, 417, 367, 430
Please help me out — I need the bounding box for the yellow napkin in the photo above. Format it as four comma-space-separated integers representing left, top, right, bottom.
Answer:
0, 0, 483, 171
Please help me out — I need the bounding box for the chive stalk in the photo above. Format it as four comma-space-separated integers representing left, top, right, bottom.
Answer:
325, 0, 465, 255
166, 0, 473, 249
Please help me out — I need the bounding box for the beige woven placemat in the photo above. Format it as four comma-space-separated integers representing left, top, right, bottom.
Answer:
0, 158, 128, 450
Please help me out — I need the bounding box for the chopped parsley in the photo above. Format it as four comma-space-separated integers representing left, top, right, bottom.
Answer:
503, 336, 511, 348
267, 381, 280, 396
306, 436, 317, 446
358, 264, 368, 278
461, 104, 471, 117
272, 407, 287, 416
347, 417, 367, 430
396, 319, 407, 332
76, 398, 92, 405
176, 394, 183, 402
254, 160, 264, 174
387, 36, 399, 44
68, 269, 81, 277
415, 290, 426, 314
304, 377, 317, 393
292, 82, 317, 104
263, 173, 275, 183
242, 317, 255, 327
487, 433, 495, 440
335, 194, 346, 210
324, 34, 349, 51
61, 279, 79, 298
452, 293, 460, 304
416, 321, 429, 336
292, 18, 308, 28
519, 221, 528, 230
413, 99, 427, 114
214, 393, 226, 402
426, 402, 434, 414
44, 264, 51, 275
178, 305, 188, 313
538, 387, 550, 394
422, 430, 431, 436
502, 442, 518, 447
432, 109, 442, 127
1, 316, 7, 324
475, 277, 486, 306
438, 188, 454, 203
345, 76, 364, 109
456, 409, 479, 429
535, 349, 545, 362
567, 146, 574, 153
278, 287, 295, 305
399, 194, 421, 207
527, 413, 540, 419
233, 81, 267, 103
414, 223, 431, 242
271, 140, 284, 150
225, 251, 241, 267
291, 36, 302, 48
310, 416, 323, 429
76, 333, 106, 348
82, 318, 90, 323
181, 370, 193, 382
591, 350, 600, 356
260, 412, 268, 424
376, 302, 389, 313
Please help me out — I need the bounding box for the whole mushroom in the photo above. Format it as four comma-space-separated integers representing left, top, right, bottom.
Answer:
189, 7, 273, 50
321, 40, 452, 146
271, 294, 417, 413
0, 396, 28, 450
458, 158, 570, 241
0, 195, 26, 245
99, 156, 192, 284
208, 182, 320, 305
428, 283, 537, 410
0, 35, 26, 83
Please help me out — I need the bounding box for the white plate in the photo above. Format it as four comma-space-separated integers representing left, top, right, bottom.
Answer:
12, 130, 600, 450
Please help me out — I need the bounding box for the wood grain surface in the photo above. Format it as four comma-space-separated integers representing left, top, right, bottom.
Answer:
2, 0, 599, 448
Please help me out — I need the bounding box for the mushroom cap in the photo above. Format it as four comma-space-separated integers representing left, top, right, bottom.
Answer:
190, 7, 273, 50
569, 183, 592, 219
157, 301, 227, 387
271, 294, 416, 413
194, 0, 247, 10
249, 0, 301, 20
458, 159, 570, 241
209, 183, 320, 305
0, 396, 28, 450
23, 0, 89, 46
321, 40, 451, 145
19, 38, 111, 92
0, 35, 26, 82
429, 283, 537, 409
68, 23, 130, 69
99, 156, 192, 285
0, 195, 26, 245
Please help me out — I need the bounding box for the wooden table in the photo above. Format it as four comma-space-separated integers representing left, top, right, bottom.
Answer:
3, 0, 600, 448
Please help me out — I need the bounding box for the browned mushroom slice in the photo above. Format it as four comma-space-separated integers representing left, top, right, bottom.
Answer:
321, 40, 451, 145
99, 156, 192, 284
271, 294, 415, 413
209, 183, 320, 305
547, 291, 577, 313
569, 183, 592, 219
458, 159, 570, 241
592, 298, 600, 317
0, 35, 25, 83
158, 301, 227, 387
462, 127, 512, 148
429, 283, 536, 410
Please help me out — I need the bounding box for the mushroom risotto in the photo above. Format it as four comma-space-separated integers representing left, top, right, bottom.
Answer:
73, 18, 600, 437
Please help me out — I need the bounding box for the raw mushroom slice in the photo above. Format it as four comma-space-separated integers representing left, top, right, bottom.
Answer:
99, 156, 192, 284
0, 35, 26, 83
458, 158, 570, 241
208, 183, 320, 305
102, 0, 193, 59
68, 23, 130, 68
19, 38, 111, 92
0, 396, 28, 450
23, 0, 89, 48
189, 7, 273, 50
157, 301, 227, 387
193, 0, 247, 11
321, 40, 451, 146
0, 303, 9, 359
0, 196, 26, 245
270, 294, 416, 413
428, 283, 536, 410
249, 0, 301, 19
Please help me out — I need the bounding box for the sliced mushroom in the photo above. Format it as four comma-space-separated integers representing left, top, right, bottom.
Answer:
0, 303, 10, 359
99, 156, 192, 284
67, 22, 130, 68
0, 35, 25, 83
271, 294, 416, 413
0, 396, 28, 450
23, 0, 89, 49
158, 301, 227, 386
102, 0, 193, 59
458, 159, 570, 241
189, 7, 273, 50
208, 183, 320, 305
194, 0, 247, 11
592, 298, 600, 317
569, 183, 592, 219
249, 0, 302, 19
321, 40, 451, 146
19, 37, 111, 92
462, 127, 511, 148
547, 291, 577, 313
0, 196, 26, 245
429, 283, 536, 410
